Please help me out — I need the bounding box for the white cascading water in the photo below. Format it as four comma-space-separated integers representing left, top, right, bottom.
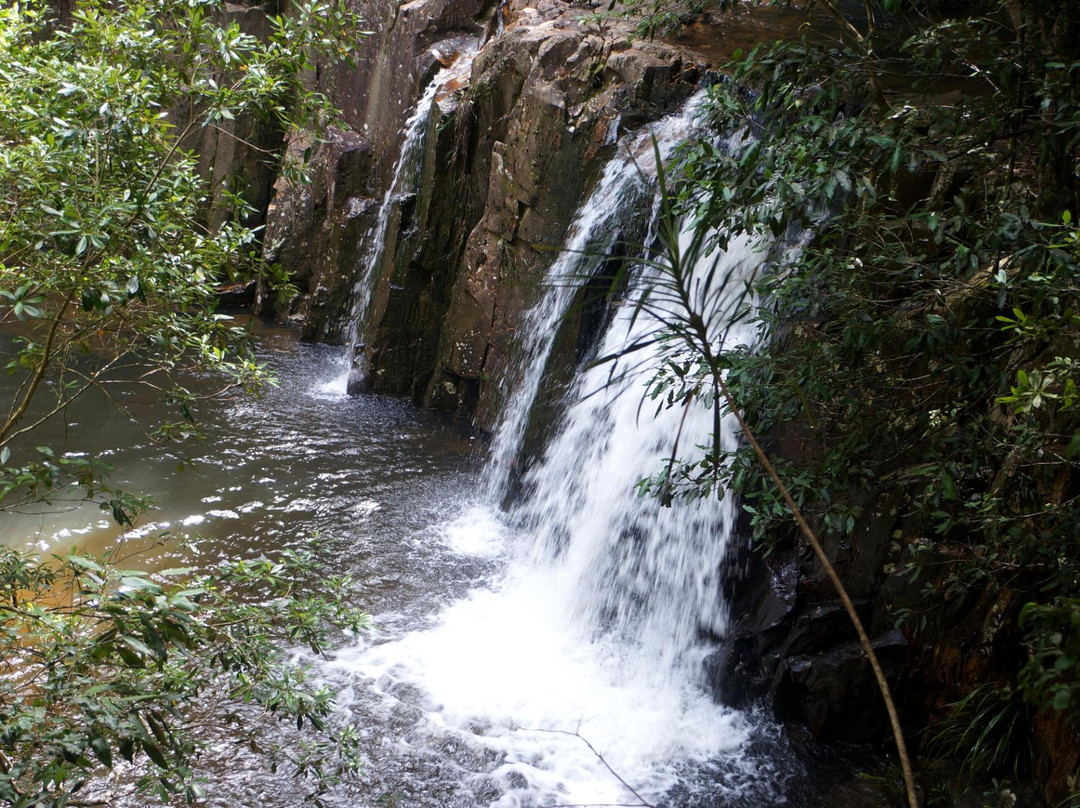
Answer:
484, 93, 709, 496
510, 229, 766, 675
342, 47, 478, 389
327, 92, 778, 806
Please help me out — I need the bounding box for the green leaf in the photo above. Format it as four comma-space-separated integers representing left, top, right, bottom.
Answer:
119, 576, 162, 593
942, 474, 957, 500
116, 645, 145, 668
158, 568, 194, 577
1051, 688, 1072, 711
1066, 432, 1080, 459
120, 635, 155, 658
142, 739, 169, 769
118, 736, 135, 763
67, 555, 104, 573
90, 736, 113, 768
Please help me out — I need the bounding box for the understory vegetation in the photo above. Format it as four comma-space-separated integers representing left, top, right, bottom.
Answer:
0, 1, 366, 804
0, 543, 368, 806
618, 0, 1079, 802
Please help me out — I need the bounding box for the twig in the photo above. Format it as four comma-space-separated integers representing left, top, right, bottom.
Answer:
641, 155, 919, 806
523, 727, 657, 808
0, 292, 75, 445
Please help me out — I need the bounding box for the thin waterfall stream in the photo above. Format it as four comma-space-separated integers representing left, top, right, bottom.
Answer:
344, 47, 479, 394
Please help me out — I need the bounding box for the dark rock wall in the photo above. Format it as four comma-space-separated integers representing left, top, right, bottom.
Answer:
717, 414, 1076, 803
260, 0, 701, 428
260, 128, 373, 340
396, 4, 701, 425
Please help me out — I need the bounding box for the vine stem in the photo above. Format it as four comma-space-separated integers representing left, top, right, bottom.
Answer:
644, 133, 916, 806
811, 0, 889, 111
713, 374, 920, 808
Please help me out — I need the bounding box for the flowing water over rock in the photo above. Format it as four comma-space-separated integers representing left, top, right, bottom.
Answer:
1, 81, 891, 808
0, 331, 879, 808
322, 249, 775, 806
345, 49, 478, 393
483, 92, 709, 499
305, 94, 794, 807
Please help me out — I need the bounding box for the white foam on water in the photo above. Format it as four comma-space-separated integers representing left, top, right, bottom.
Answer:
314, 367, 350, 399
206, 509, 241, 519
326, 227, 766, 804
329, 559, 752, 806
437, 504, 507, 557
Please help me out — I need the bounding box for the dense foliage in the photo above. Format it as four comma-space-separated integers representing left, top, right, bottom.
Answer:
0, 1, 368, 804
626, 0, 1078, 795
0, 543, 368, 806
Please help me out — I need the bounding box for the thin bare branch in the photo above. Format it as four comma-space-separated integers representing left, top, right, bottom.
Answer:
714, 375, 919, 808
523, 727, 656, 808
0, 292, 75, 446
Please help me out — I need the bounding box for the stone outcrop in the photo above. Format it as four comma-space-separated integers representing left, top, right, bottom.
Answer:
715, 426, 1070, 802
260, 128, 373, 341
409, 4, 699, 424
256, 0, 493, 341
259, 0, 701, 426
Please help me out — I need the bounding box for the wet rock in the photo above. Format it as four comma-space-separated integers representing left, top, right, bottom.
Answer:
402, 2, 701, 425
781, 600, 869, 657
257, 128, 373, 342
713, 538, 800, 706
775, 631, 910, 743
258, 0, 489, 341
216, 280, 257, 307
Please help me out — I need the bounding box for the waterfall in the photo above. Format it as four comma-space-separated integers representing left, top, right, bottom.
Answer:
344, 48, 477, 393
484, 92, 709, 498
328, 90, 782, 807
483, 93, 772, 680
510, 227, 764, 669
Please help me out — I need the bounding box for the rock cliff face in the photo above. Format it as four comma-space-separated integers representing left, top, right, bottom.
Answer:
259, 0, 701, 428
